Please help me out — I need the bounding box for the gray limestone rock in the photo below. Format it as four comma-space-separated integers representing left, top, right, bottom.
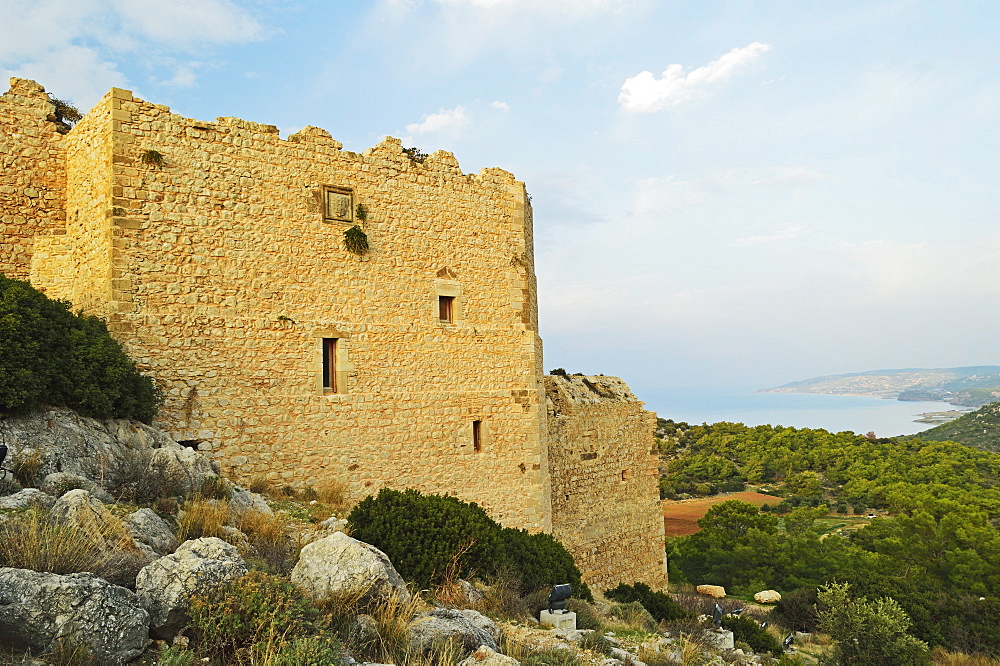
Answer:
40, 472, 111, 502
0, 488, 55, 510
126, 508, 178, 557
291, 531, 410, 605
229, 485, 273, 515
408, 608, 501, 656
457, 645, 521, 666
0, 567, 149, 664
136, 537, 248, 640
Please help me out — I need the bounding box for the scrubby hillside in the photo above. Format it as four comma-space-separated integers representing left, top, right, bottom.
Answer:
914, 401, 1000, 452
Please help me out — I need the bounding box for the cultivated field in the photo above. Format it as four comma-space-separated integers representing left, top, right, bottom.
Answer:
662, 491, 783, 537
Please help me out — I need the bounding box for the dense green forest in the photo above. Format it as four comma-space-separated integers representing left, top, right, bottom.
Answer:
913, 401, 1000, 452
659, 419, 1000, 655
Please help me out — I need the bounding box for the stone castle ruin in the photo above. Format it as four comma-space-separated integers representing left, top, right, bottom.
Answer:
0, 78, 666, 590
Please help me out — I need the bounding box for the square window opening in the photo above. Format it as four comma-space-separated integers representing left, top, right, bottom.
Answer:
439, 295, 455, 323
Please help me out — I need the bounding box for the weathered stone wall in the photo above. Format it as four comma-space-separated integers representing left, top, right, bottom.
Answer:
546, 375, 667, 591
27, 83, 551, 532
0, 79, 66, 281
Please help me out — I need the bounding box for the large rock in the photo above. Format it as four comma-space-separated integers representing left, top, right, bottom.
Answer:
49, 489, 144, 585
41, 472, 112, 503
408, 608, 501, 656
136, 537, 248, 640
127, 508, 178, 558
754, 589, 781, 604
696, 585, 726, 598
0, 567, 148, 664
458, 645, 521, 666
290, 532, 410, 605
0, 488, 55, 510
229, 485, 272, 515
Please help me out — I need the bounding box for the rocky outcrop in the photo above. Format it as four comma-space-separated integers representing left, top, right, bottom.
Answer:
408, 608, 501, 656
0, 567, 148, 664
0, 408, 216, 496
136, 537, 248, 640
291, 532, 410, 605
754, 590, 781, 604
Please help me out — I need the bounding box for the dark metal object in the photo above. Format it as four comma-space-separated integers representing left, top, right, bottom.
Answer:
0, 444, 8, 481
712, 603, 723, 628
783, 633, 795, 648
548, 584, 572, 612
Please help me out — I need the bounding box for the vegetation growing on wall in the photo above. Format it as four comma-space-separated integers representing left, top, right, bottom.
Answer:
0, 274, 161, 422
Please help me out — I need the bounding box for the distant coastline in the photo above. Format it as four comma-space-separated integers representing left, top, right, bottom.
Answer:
760, 365, 1000, 409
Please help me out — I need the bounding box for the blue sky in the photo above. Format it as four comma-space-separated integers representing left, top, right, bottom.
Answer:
3, 0, 999, 401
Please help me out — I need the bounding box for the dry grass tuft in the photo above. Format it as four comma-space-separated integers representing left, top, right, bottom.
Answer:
247, 475, 274, 496
0, 509, 140, 583
177, 498, 230, 542
315, 479, 353, 515
233, 508, 299, 574
931, 647, 1000, 666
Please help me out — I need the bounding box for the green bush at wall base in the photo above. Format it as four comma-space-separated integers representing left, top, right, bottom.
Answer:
604, 582, 689, 623
0, 274, 160, 422
347, 488, 591, 600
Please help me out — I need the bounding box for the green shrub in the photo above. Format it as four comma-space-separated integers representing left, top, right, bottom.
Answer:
721, 615, 783, 657
578, 631, 614, 656
604, 582, 689, 623
500, 527, 592, 601
0, 275, 160, 421
521, 648, 580, 666
348, 488, 503, 589
772, 587, 820, 632
187, 571, 330, 663
348, 488, 590, 599
566, 598, 602, 630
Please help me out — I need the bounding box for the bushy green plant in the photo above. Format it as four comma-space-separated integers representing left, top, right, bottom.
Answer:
348, 488, 589, 599
772, 587, 820, 632
578, 631, 614, 656
604, 582, 689, 623
349, 488, 502, 589
500, 527, 592, 600
0, 275, 160, 422
721, 615, 783, 657
187, 570, 330, 663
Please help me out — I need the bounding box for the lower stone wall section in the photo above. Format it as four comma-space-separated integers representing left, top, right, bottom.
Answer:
545, 374, 667, 592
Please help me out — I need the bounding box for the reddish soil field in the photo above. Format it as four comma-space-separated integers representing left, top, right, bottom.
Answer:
662, 491, 783, 537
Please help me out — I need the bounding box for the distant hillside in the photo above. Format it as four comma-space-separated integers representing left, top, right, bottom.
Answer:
761, 366, 1000, 407
915, 402, 1000, 452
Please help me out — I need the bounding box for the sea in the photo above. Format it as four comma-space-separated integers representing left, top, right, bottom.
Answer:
636, 386, 965, 438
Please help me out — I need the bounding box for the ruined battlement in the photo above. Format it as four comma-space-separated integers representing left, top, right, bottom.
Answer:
1, 78, 666, 589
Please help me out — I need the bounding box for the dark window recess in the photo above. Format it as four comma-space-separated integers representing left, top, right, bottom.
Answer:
322, 338, 338, 391
177, 439, 200, 450
581, 452, 597, 461
621, 469, 630, 481
439, 296, 455, 323
472, 420, 482, 452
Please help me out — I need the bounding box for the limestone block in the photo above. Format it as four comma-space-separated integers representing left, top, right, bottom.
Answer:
540, 610, 577, 630
697, 585, 726, 598
754, 589, 781, 604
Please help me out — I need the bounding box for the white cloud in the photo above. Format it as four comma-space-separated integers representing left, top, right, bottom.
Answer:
3, 45, 124, 109
0, 0, 264, 109
732, 226, 804, 247
632, 165, 822, 215
491, 100, 510, 111
109, 0, 263, 46
619, 42, 773, 112
406, 106, 469, 135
